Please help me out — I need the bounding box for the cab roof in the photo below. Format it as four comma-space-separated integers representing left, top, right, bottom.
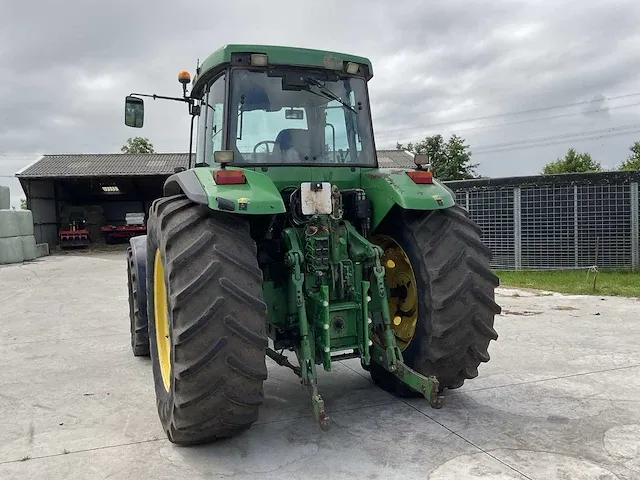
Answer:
192, 44, 374, 93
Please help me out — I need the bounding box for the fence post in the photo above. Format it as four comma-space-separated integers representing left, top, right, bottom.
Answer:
514, 187, 522, 270
631, 182, 639, 272
574, 184, 579, 268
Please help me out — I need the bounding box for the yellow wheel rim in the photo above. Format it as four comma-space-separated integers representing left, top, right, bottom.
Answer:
372, 234, 419, 350
153, 248, 171, 391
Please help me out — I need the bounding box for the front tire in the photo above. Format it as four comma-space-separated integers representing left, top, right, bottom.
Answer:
370, 205, 501, 394
146, 194, 269, 445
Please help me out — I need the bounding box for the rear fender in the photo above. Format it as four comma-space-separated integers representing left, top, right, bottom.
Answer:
163, 170, 208, 205
164, 167, 286, 214
361, 168, 456, 230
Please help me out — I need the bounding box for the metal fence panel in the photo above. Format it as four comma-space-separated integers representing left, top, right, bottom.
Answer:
520, 184, 576, 269
576, 184, 633, 268
450, 179, 640, 271
467, 187, 516, 269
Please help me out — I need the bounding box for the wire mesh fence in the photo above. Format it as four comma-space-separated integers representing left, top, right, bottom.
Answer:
447, 171, 640, 271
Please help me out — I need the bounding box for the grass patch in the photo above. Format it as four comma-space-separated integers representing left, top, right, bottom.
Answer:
495, 269, 640, 297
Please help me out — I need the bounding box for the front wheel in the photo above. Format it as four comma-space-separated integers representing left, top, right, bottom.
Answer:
146, 194, 269, 445
370, 205, 501, 394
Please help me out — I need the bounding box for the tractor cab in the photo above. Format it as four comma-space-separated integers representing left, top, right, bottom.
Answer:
125, 45, 378, 170
216, 64, 376, 167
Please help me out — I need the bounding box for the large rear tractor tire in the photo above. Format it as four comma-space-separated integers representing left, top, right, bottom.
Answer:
146, 194, 269, 445
127, 237, 149, 357
369, 205, 501, 395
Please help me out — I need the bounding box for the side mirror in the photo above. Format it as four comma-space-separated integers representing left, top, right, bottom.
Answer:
414, 153, 430, 169
125, 96, 144, 128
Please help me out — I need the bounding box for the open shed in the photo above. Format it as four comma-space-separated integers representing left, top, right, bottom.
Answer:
16, 153, 189, 246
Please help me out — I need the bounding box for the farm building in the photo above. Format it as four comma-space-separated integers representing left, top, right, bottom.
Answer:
15, 153, 189, 247
15, 150, 414, 247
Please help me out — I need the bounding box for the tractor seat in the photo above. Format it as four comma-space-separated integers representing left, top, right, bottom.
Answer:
273, 128, 313, 161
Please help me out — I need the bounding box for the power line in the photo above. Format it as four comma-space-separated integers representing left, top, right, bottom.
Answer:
384, 91, 640, 130
384, 76, 640, 118
472, 123, 640, 152
471, 127, 640, 155
379, 101, 640, 138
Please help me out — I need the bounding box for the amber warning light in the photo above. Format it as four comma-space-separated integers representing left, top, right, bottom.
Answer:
178, 70, 191, 84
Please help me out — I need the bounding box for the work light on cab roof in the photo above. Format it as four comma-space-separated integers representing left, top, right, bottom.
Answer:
121, 43, 501, 445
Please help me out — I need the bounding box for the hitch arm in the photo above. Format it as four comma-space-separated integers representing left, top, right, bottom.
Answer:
370, 344, 443, 408
368, 241, 444, 409
283, 228, 331, 431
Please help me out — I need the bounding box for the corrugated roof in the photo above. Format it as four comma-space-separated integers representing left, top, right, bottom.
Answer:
16, 150, 416, 178
377, 149, 416, 168
16, 153, 191, 178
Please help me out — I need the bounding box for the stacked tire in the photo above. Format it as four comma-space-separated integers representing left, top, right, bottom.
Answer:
0, 186, 38, 265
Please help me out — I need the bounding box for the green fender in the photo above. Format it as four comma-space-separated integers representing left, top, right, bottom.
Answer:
360, 168, 456, 230
165, 167, 286, 214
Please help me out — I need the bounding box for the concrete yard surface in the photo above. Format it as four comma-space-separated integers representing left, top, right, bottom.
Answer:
1, 252, 639, 479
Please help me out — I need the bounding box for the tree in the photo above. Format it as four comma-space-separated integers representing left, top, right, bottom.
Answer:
121, 137, 155, 154
541, 148, 601, 174
618, 141, 640, 171
20, 198, 27, 210
397, 133, 479, 180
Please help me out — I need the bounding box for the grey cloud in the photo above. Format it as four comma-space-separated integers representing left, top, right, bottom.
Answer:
1, 0, 640, 181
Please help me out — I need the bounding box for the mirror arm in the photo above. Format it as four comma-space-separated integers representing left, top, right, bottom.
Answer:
127, 93, 200, 169
187, 105, 200, 170
129, 92, 194, 105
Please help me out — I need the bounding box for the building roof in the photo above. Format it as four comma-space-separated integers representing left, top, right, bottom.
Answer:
377, 149, 416, 168
16, 151, 417, 178
16, 153, 191, 178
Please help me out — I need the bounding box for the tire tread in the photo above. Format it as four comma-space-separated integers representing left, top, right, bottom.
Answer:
146, 196, 267, 445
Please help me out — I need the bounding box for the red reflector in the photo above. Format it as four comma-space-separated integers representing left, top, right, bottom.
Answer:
214, 169, 246, 185
406, 170, 433, 184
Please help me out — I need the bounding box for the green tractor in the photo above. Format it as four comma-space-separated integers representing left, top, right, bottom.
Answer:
124, 44, 501, 445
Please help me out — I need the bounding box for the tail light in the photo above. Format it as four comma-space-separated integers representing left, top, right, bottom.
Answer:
406, 170, 433, 184
214, 169, 246, 185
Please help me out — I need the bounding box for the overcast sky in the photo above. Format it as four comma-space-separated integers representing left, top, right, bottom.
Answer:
2, 0, 640, 206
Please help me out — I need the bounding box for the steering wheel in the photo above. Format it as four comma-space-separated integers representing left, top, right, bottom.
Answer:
253, 141, 276, 154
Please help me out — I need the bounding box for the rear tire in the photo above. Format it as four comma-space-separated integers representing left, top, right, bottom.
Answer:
127, 241, 149, 357
370, 205, 501, 394
146, 194, 268, 445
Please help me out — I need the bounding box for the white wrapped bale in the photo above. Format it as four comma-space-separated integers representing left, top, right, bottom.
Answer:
21, 235, 37, 261
0, 186, 9, 210
0, 210, 21, 238
0, 237, 25, 264
14, 209, 34, 236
